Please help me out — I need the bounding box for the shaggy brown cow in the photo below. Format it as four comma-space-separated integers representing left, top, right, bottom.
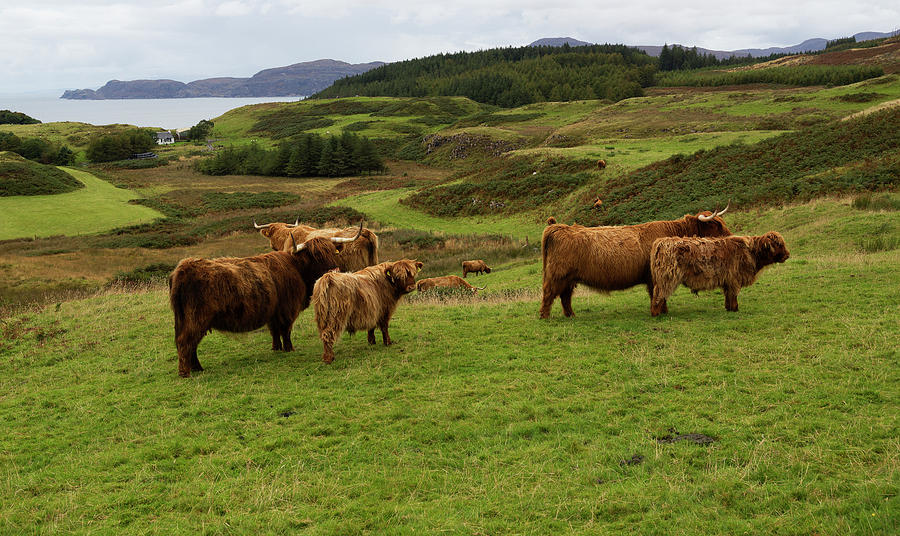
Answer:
462, 259, 491, 278
255, 219, 379, 272
592, 197, 603, 209
168, 225, 363, 377
649, 231, 789, 316
540, 207, 731, 318
312, 259, 423, 363
597, 159, 607, 170
416, 275, 485, 292
254, 216, 315, 251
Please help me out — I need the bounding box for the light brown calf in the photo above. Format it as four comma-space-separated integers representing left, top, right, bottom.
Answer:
312, 259, 423, 363
650, 231, 789, 316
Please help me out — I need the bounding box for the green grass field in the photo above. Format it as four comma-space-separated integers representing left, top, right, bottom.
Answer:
0, 167, 163, 240
1, 200, 897, 534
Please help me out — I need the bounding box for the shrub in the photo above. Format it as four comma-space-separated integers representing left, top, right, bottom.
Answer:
110, 262, 176, 284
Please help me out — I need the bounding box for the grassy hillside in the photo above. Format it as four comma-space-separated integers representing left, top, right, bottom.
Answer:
1, 200, 897, 534
0, 151, 83, 196
0, 167, 163, 240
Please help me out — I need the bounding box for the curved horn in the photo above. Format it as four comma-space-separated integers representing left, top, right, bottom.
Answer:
292, 231, 306, 252
715, 201, 730, 218
698, 205, 719, 222
474, 285, 486, 291
253, 218, 272, 229
330, 221, 364, 244
287, 214, 301, 228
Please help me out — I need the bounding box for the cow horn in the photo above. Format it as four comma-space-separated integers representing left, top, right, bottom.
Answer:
292, 232, 307, 252
475, 285, 486, 291
330, 221, 364, 243
287, 214, 301, 228
253, 219, 272, 229
698, 200, 731, 221
715, 202, 730, 217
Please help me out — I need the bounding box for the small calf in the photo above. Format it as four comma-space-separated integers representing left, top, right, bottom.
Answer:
650, 231, 789, 316
312, 259, 423, 363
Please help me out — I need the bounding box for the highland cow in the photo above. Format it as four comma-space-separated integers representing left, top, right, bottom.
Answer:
255, 218, 379, 272
597, 159, 607, 170
168, 224, 363, 377
462, 259, 491, 278
649, 231, 789, 316
416, 275, 485, 293
540, 207, 731, 318
312, 259, 423, 363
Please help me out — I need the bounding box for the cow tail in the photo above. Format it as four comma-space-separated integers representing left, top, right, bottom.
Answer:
541, 227, 554, 276
168, 270, 186, 336
312, 273, 337, 333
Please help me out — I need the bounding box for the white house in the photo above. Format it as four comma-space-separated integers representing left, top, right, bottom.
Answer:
156, 131, 175, 145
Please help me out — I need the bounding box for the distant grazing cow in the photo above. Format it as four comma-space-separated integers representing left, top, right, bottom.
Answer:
416, 275, 485, 293
597, 159, 607, 170
592, 197, 603, 209
462, 259, 491, 278
168, 224, 363, 377
540, 206, 731, 318
649, 231, 789, 316
312, 259, 423, 363
255, 218, 379, 272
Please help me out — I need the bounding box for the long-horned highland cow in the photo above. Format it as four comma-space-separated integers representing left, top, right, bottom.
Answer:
254, 217, 379, 272
649, 231, 789, 316
312, 259, 423, 363
168, 223, 364, 377
462, 259, 491, 278
540, 207, 731, 319
416, 275, 485, 293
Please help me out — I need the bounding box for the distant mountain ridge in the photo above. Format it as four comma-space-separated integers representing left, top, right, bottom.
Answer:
60, 59, 385, 100
529, 31, 899, 59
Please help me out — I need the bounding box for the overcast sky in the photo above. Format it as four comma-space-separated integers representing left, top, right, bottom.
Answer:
1, 0, 897, 94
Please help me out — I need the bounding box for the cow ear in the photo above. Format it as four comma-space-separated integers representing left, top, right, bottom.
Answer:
415, 261, 423, 270
386, 268, 394, 283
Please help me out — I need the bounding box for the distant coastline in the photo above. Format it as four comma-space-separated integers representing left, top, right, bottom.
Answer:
60, 59, 384, 100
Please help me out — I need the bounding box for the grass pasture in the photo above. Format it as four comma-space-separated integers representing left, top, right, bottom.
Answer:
0, 167, 163, 240
1, 201, 897, 534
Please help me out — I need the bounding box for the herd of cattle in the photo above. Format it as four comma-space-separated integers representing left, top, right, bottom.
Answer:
168, 206, 789, 377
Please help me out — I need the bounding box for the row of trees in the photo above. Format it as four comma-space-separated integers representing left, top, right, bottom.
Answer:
0, 131, 75, 165
86, 129, 156, 162
0, 110, 40, 125
658, 44, 792, 72
314, 44, 657, 107
197, 132, 384, 177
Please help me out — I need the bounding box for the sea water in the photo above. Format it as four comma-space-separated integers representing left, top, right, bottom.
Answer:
0, 91, 299, 129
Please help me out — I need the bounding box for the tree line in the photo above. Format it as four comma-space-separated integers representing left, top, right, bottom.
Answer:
0, 110, 40, 125
197, 132, 384, 177
0, 131, 75, 165
313, 44, 657, 107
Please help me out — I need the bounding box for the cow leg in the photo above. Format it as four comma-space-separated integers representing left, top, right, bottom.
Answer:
189, 348, 203, 372
319, 327, 341, 364
560, 285, 576, 318
281, 324, 294, 352
724, 285, 740, 312
379, 318, 392, 346
268, 323, 283, 351
176, 331, 204, 378
539, 284, 558, 319
648, 284, 668, 316
367, 329, 377, 345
